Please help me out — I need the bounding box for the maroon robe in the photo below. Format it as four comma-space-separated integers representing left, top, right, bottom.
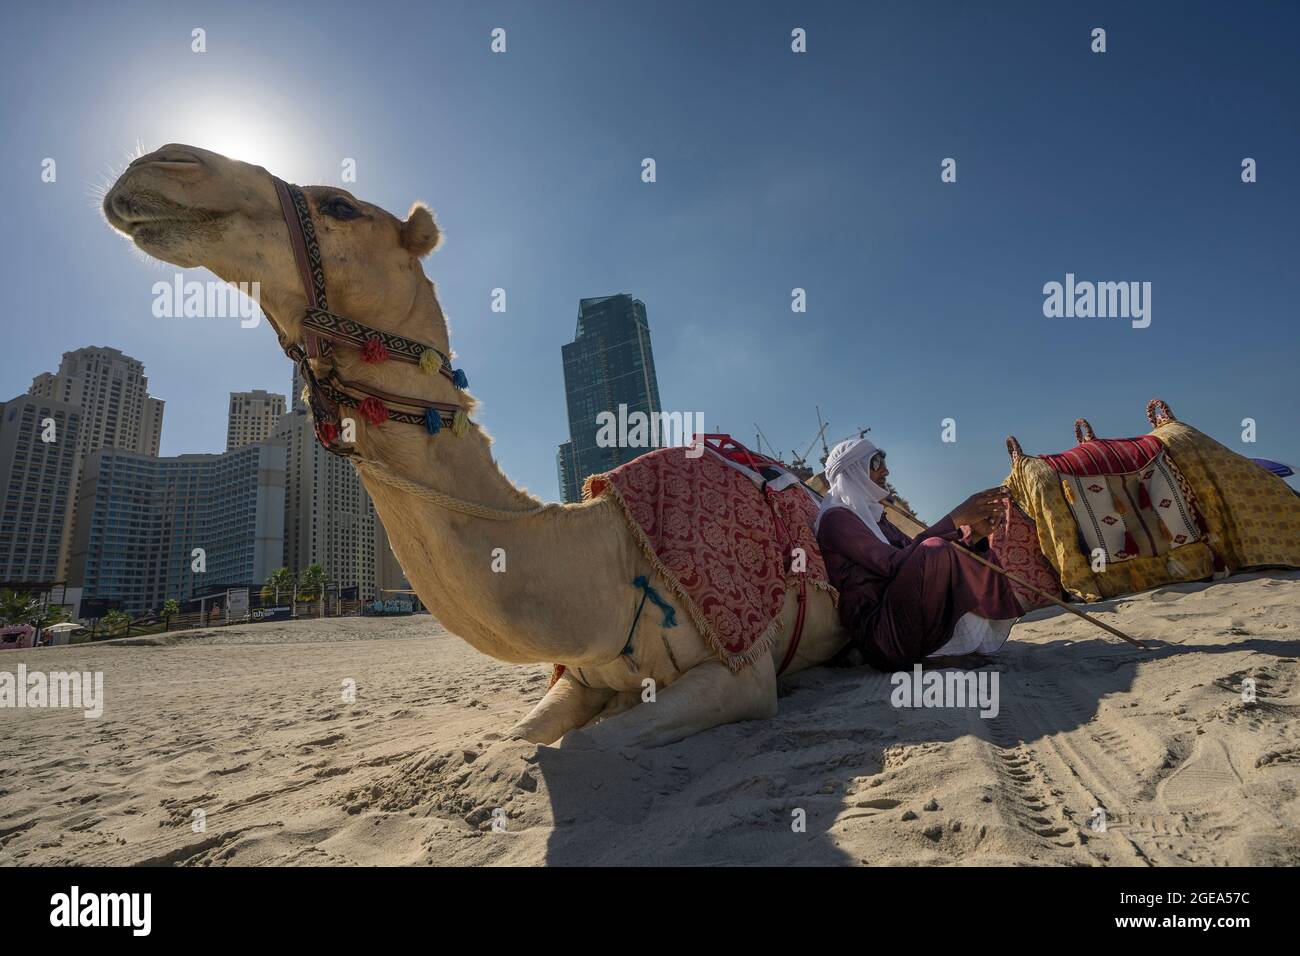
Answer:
815, 507, 1022, 670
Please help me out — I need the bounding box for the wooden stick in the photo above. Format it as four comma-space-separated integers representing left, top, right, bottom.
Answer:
955, 545, 1147, 650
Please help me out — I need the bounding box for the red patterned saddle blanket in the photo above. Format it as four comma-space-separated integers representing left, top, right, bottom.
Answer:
584, 444, 835, 672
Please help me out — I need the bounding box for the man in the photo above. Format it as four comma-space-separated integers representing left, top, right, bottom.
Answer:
814, 438, 1021, 670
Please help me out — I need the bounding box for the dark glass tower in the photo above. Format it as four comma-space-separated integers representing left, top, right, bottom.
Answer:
557, 295, 662, 502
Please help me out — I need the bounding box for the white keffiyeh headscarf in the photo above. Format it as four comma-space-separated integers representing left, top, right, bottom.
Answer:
814, 438, 891, 543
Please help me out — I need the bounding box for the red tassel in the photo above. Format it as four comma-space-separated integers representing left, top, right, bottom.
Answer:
316, 420, 339, 444
361, 336, 389, 364
358, 397, 389, 426
1123, 530, 1139, 558
1138, 483, 1152, 510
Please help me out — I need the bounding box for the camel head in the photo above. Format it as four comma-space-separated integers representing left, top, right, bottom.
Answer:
102, 144, 444, 354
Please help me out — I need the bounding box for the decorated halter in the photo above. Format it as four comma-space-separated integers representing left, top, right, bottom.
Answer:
272, 178, 470, 455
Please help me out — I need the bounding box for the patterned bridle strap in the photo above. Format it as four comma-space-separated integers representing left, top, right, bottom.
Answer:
316, 376, 459, 429
272, 176, 467, 448
302, 310, 458, 384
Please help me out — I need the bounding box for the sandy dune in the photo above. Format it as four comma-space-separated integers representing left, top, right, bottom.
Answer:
2, 572, 1298, 866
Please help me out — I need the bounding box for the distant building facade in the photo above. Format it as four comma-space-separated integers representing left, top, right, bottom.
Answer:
556, 440, 579, 504
276, 406, 379, 600
30, 346, 163, 458
556, 294, 663, 503
68, 442, 285, 615
0, 394, 83, 582
227, 389, 285, 451
29, 346, 165, 578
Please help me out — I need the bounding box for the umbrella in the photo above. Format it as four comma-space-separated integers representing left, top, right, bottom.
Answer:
44, 622, 84, 633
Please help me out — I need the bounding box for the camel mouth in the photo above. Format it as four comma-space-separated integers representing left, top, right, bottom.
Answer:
103, 188, 222, 237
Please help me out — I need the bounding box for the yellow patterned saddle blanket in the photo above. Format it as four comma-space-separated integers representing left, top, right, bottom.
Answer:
1004, 400, 1300, 601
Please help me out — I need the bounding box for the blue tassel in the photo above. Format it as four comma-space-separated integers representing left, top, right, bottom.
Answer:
424, 407, 442, 435
632, 575, 676, 627
452, 368, 468, 389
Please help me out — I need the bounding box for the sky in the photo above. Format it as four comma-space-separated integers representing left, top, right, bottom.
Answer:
2, 0, 1297, 519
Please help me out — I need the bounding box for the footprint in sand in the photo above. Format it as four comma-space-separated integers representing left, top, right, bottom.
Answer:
1157, 738, 1241, 811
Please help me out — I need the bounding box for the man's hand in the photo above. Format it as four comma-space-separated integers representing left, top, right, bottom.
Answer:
950, 487, 1007, 534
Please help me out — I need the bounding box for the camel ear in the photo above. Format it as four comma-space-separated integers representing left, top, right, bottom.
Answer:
400, 202, 440, 257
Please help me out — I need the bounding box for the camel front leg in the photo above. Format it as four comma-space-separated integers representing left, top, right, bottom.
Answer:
509, 672, 614, 745
566, 656, 778, 750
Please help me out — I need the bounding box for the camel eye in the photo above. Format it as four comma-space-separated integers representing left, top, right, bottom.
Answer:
319, 197, 359, 221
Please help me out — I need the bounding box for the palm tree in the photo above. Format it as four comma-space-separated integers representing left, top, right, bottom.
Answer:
0, 590, 67, 630
298, 564, 326, 602
261, 567, 294, 602
160, 599, 180, 631
0, 590, 37, 626
100, 609, 132, 637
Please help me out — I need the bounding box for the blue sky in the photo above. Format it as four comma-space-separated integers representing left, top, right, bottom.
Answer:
2, 0, 1297, 518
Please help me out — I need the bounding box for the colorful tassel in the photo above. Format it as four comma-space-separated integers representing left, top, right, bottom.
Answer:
361, 336, 389, 364
1138, 483, 1152, 511
1061, 481, 1074, 504
1111, 492, 1127, 517
452, 368, 468, 389
317, 420, 339, 444
451, 408, 469, 437
358, 397, 389, 426
419, 349, 442, 375
424, 407, 442, 435
1157, 517, 1173, 543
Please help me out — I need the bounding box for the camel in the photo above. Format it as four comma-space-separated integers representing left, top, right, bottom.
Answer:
102, 144, 850, 748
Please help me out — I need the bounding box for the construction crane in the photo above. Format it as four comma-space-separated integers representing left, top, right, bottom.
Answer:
753, 423, 779, 460
790, 421, 828, 474
830, 425, 871, 447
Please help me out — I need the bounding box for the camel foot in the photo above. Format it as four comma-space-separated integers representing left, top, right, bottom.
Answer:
573, 656, 777, 749
510, 672, 614, 745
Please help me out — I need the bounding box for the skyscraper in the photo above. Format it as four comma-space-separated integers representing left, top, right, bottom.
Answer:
276, 405, 379, 600
556, 294, 663, 502
68, 441, 286, 615
29, 346, 166, 578
227, 389, 286, 451
30, 346, 163, 458
0, 394, 83, 583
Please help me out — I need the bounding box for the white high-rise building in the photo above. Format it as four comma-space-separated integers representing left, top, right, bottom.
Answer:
0, 393, 83, 583
227, 389, 286, 451
30, 346, 164, 458
28, 347, 165, 578
276, 406, 379, 600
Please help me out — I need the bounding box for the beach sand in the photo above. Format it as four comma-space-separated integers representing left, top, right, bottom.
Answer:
2, 571, 1298, 866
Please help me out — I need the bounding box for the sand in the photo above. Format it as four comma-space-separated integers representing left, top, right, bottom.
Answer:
2, 572, 1298, 866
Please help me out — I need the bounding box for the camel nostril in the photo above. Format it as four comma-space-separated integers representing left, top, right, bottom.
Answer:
131, 150, 202, 169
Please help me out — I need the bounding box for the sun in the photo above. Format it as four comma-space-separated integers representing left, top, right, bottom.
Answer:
138, 89, 326, 184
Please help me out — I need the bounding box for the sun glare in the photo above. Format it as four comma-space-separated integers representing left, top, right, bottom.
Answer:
143, 92, 325, 184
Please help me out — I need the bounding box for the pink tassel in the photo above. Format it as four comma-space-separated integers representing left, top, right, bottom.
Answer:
361, 336, 389, 364
358, 397, 389, 425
